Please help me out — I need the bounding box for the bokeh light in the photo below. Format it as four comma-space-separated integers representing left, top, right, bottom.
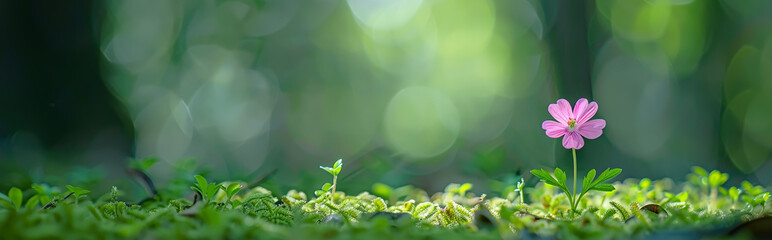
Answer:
3, 0, 771, 194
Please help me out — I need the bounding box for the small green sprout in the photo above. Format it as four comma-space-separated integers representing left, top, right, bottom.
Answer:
531, 167, 621, 214
4, 187, 23, 210
31, 184, 53, 208
707, 170, 728, 211
191, 175, 220, 203
65, 185, 90, 205
445, 183, 474, 197
739, 181, 770, 212
514, 178, 525, 204
221, 182, 244, 204
729, 187, 741, 202
639, 178, 651, 190
319, 159, 343, 196
741, 181, 763, 196
688, 166, 710, 196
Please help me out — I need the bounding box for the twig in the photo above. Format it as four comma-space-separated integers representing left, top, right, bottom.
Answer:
247, 168, 278, 189
127, 168, 159, 205
42, 192, 74, 209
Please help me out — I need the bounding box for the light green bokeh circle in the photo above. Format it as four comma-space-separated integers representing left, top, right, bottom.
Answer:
384, 87, 460, 159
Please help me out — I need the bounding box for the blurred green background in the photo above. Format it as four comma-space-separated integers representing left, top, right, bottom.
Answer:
1, 0, 771, 199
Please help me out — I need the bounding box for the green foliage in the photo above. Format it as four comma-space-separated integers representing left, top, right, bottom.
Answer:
514, 178, 525, 204
320, 159, 343, 177
445, 183, 474, 196
609, 201, 629, 220
65, 185, 90, 205
707, 170, 729, 187
531, 167, 621, 213
8, 187, 22, 210
65, 185, 90, 197
190, 175, 220, 203
129, 157, 158, 172
319, 159, 344, 196
31, 184, 55, 207
0, 166, 769, 239
241, 193, 293, 225
221, 183, 243, 204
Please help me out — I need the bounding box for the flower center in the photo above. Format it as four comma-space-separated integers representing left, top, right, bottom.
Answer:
567, 119, 577, 131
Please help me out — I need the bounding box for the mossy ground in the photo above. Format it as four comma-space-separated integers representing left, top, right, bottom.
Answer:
0, 167, 769, 239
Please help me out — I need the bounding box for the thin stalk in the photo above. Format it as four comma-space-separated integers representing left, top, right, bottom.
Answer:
332, 175, 338, 196
572, 148, 578, 212
710, 186, 717, 212
519, 190, 524, 205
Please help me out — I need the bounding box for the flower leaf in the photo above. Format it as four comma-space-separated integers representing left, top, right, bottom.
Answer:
591, 168, 622, 187
591, 184, 615, 192
554, 168, 567, 187
530, 169, 569, 196
582, 169, 596, 194
530, 169, 560, 187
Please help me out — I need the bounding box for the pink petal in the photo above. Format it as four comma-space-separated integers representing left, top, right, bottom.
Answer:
561, 132, 585, 149
575, 101, 598, 124
542, 120, 567, 138
577, 119, 606, 139
548, 99, 573, 124
573, 98, 588, 120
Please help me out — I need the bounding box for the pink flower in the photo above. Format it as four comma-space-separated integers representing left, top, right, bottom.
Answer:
542, 98, 606, 149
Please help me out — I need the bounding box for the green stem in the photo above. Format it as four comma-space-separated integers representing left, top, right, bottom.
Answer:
710, 186, 717, 212
572, 148, 577, 212
332, 175, 338, 197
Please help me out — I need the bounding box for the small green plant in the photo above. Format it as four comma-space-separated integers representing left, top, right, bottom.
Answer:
65, 185, 90, 205
190, 175, 220, 203
29, 184, 55, 208
445, 183, 473, 197
707, 170, 728, 211
739, 180, 770, 213
319, 159, 343, 196
514, 178, 525, 204
221, 182, 243, 205
531, 167, 621, 214
0, 187, 24, 210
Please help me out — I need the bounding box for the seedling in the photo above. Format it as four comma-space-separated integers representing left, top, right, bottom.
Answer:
706, 170, 728, 210
319, 159, 343, 196
191, 175, 220, 203
65, 185, 90, 205
0, 187, 24, 210
514, 178, 525, 204
221, 182, 244, 205
740, 181, 771, 213
30, 184, 55, 208
445, 183, 473, 197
